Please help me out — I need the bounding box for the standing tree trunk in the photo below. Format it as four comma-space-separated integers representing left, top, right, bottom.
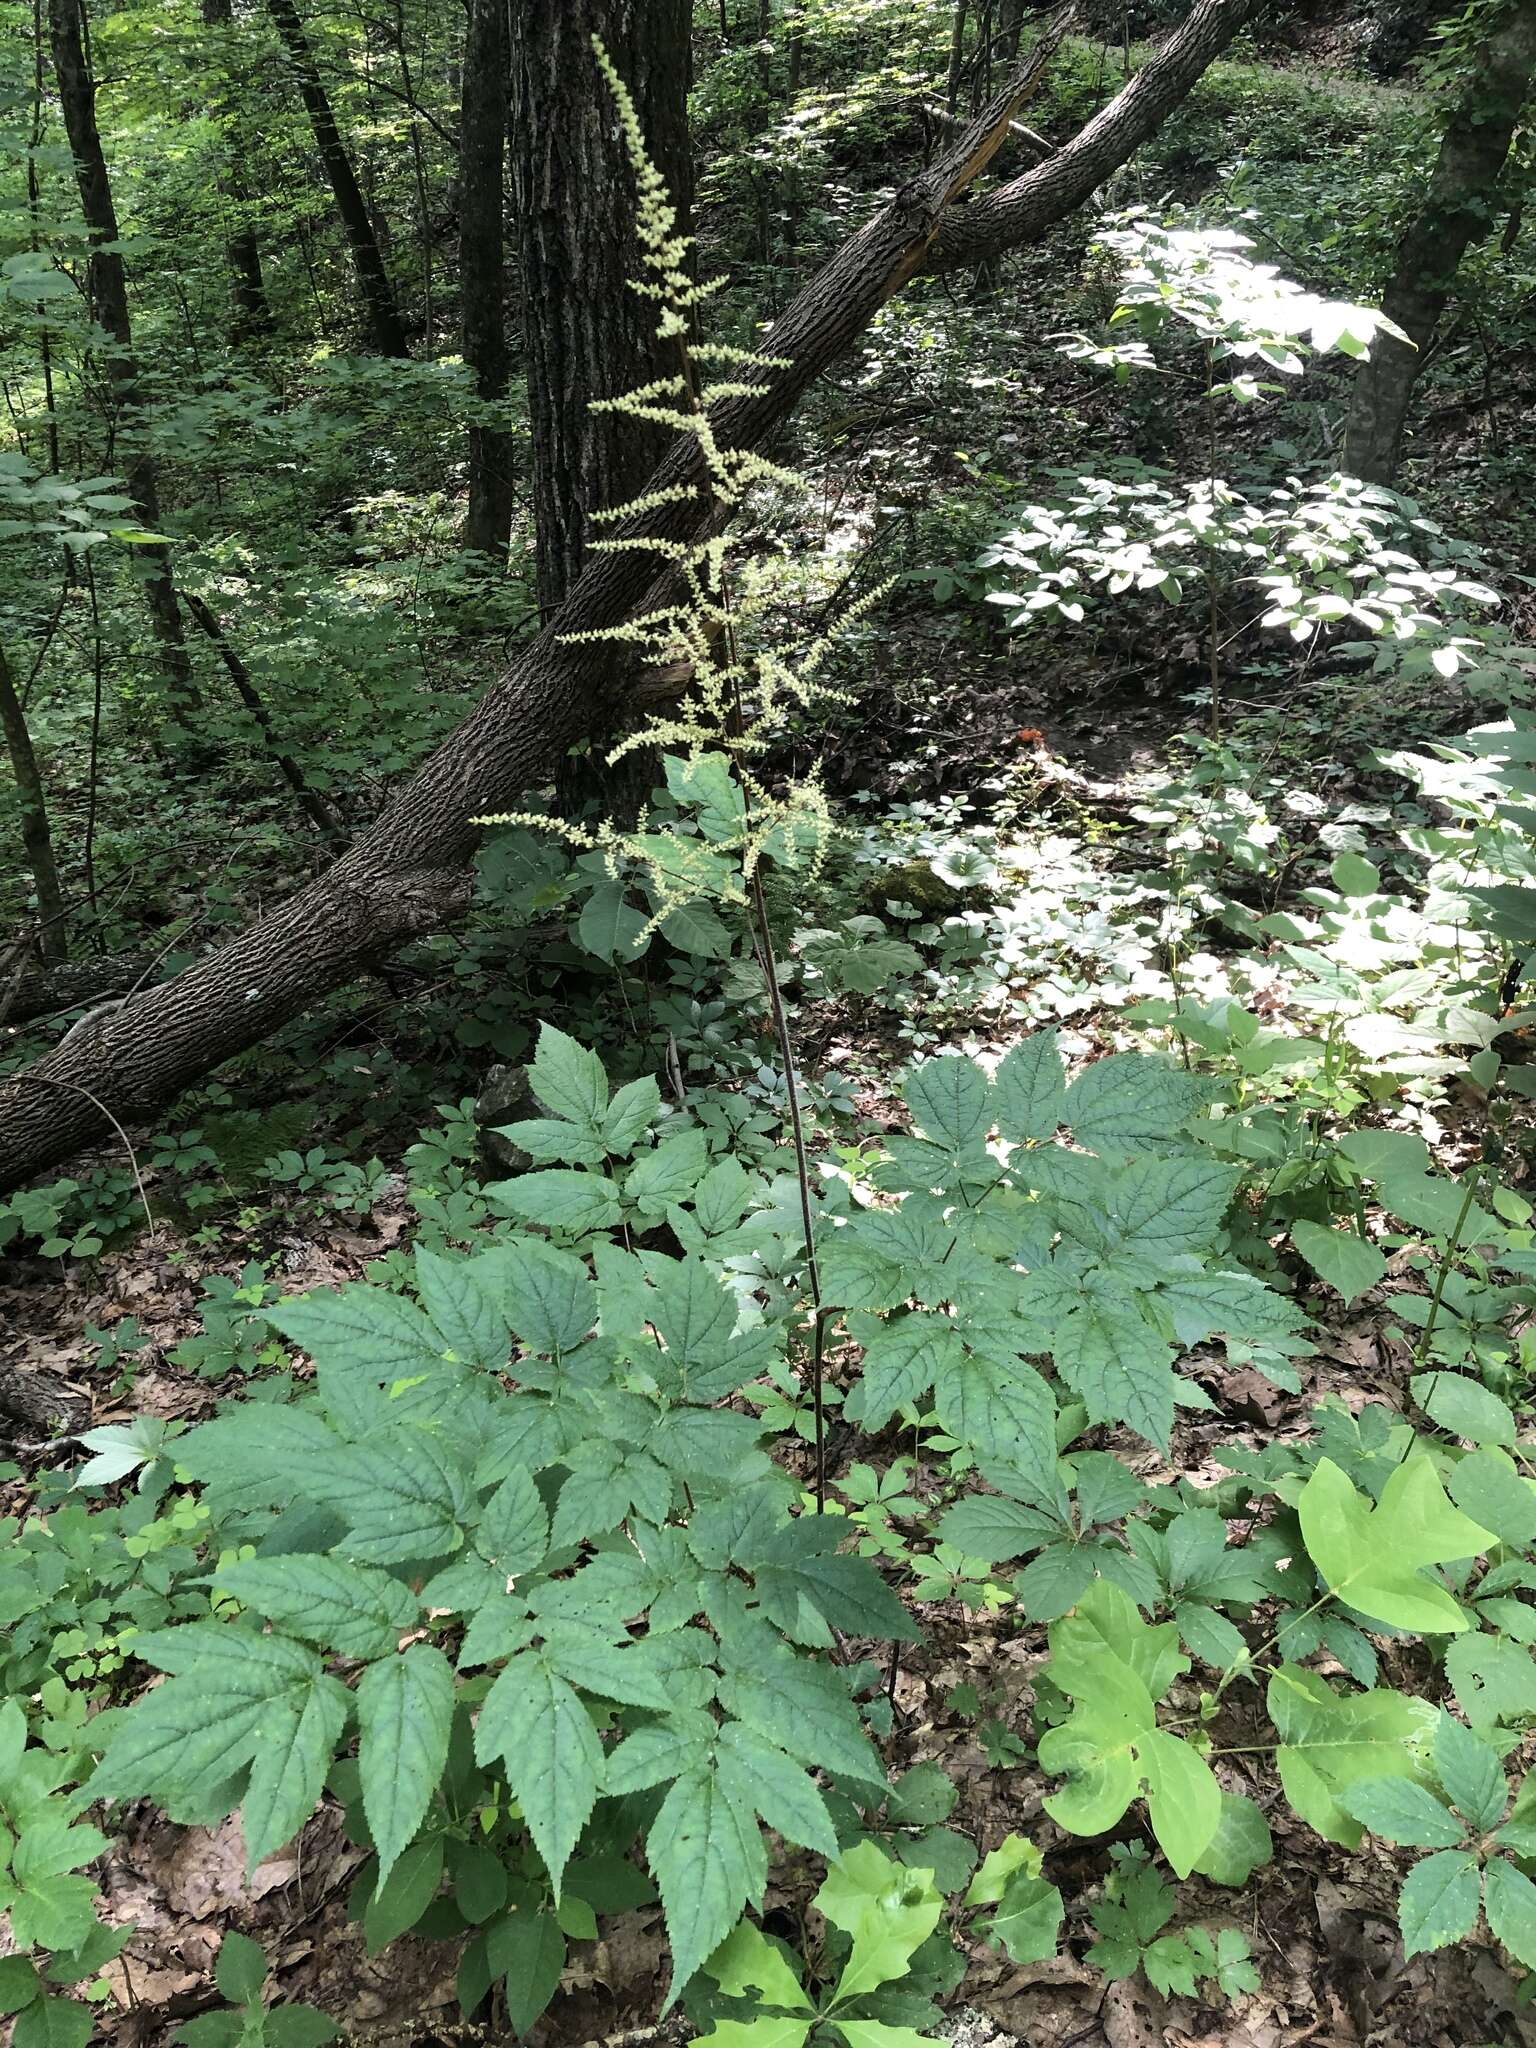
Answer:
0, 644, 67, 964
265, 0, 411, 358
461, 0, 515, 559
0, 0, 1265, 1191
48, 0, 201, 727
1344, 0, 1536, 483
510, 0, 692, 616
202, 0, 273, 346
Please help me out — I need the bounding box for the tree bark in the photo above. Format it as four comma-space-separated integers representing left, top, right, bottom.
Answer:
510, 0, 693, 615
265, 0, 411, 358
201, 0, 273, 346
0, 0, 1263, 1192
0, 645, 67, 965
1343, 0, 1536, 483
461, 0, 515, 559
48, 0, 201, 726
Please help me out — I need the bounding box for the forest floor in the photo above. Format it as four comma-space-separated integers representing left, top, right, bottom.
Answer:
5, 673, 1532, 2048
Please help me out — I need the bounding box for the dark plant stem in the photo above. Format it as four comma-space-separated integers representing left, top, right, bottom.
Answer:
748, 863, 828, 1510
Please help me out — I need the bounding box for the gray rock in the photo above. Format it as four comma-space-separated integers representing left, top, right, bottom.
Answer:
473, 1062, 536, 1177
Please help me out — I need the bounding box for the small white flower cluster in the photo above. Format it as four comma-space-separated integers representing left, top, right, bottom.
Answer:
479, 38, 893, 947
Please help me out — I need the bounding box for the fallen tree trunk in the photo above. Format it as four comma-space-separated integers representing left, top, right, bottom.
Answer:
0, 0, 1265, 1193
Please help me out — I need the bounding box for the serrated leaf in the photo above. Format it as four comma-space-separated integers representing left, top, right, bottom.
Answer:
356, 1644, 455, 1886
1398, 1849, 1480, 1958
1412, 1373, 1514, 1448
215, 1557, 416, 1661
1063, 1055, 1212, 1154
578, 882, 649, 963
477, 1238, 595, 1355
242, 1673, 349, 1870
904, 1056, 990, 1151
1484, 1856, 1536, 1969
649, 1769, 764, 2006
1433, 1712, 1506, 1832
490, 1170, 623, 1235
475, 1466, 549, 1579
413, 1247, 508, 1369
475, 1654, 602, 1896
530, 1023, 608, 1124
1298, 1455, 1491, 1633
717, 1723, 838, 1858
1338, 1775, 1464, 1848
214, 1932, 268, 2007
935, 1493, 1058, 1563
855, 1314, 966, 1430
992, 1032, 1065, 1142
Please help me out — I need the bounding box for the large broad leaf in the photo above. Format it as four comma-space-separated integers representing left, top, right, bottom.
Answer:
356, 1644, 455, 1885
475, 1654, 603, 1897
474, 1466, 550, 1580
413, 1248, 509, 1370
476, 1238, 596, 1356
1268, 1665, 1436, 1848
1291, 1221, 1386, 1306
267, 1287, 446, 1390
1484, 1856, 1536, 1970
1298, 1455, 1492, 1634
648, 1768, 765, 2007
1051, 1286, 1178, 1451
490, 1170, 623, 1235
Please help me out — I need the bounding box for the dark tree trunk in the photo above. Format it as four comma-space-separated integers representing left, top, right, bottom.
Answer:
201, 0, 273, 345
0, 645, 67, 965
48, 0, 201, 726
1343, 0, 1536, 483
461, 0, 515, 558
265, 0, 411, 358
0, 0, 1264, 1191
510, 0, 692, 615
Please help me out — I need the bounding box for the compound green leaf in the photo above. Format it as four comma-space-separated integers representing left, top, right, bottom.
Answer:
904, 1056, 990, 1151
1338, 1776, 1464, 1848
992, 1032, 1065, 1143
855, 1314, 965, 1430
475, 1466, 549, 1580
242, 1673, 349, 1870
475, 1654, 603, 1896
1398, 1849, 1480, 1958
356, 1644, 455, 1886
491, 1170, 623, 1236
1433, 1711, 1506, 1832
529, 1022, 608, 1125
1063, 1055, 1212, 1155
215, 1557, 416, 1661
1484, 1856, 1536, 1970
648, 1769, 764, 2006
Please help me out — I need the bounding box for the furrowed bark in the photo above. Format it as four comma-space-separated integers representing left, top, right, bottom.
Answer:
48, 0, 202, 726
0, 1, 1264, 1191
1343, 0, 1536, 483
461, 0, 515, 559
265, 0, 411, 358
0, 645, 67, 965
511, 0, 693, 613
